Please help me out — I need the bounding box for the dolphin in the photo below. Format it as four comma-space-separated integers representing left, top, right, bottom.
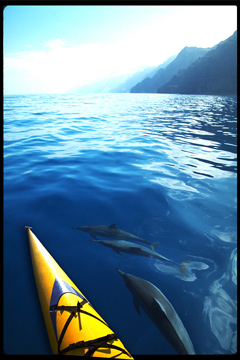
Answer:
116, 269, 195, 355
72, 224, 159, 251
90, 239, 190, 277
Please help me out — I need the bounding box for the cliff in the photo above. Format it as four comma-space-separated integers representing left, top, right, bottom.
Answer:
130, 47, 209, 93
157, 31, 237, 95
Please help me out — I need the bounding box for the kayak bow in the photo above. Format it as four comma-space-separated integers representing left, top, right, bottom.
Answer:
25, 226, 133, 357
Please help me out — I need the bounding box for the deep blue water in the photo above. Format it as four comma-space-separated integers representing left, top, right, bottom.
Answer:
4, 93, 237, 355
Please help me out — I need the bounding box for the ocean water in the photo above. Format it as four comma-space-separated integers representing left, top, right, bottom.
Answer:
3, 93, 237, 355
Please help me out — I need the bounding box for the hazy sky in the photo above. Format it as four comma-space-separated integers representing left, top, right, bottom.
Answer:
4, 5, 237, 95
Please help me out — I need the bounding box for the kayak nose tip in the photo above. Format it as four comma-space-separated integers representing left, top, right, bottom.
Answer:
24, 226, 32, 230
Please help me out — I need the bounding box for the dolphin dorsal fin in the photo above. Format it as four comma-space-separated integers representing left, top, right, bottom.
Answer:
108, 224, 117, 229
150, 242, 159, 252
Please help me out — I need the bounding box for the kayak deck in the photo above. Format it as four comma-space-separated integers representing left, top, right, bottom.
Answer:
25, 226, 133, 358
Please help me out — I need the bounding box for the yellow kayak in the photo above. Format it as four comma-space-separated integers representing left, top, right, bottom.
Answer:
25, 226, 133, 358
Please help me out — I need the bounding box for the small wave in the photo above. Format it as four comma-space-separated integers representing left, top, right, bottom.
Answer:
154, 259, 209, 282
203, 248, 237, 352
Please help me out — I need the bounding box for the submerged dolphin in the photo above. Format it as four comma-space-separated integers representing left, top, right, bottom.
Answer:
72, 224, 159, 251
116, 269, 195, 355
90, 239, 190, 277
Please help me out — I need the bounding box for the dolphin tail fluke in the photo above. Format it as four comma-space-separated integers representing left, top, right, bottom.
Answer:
179, 260, 191, 278
150, 242, 159, 252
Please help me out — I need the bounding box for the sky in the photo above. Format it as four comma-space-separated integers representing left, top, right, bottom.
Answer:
3, 5, 237, 95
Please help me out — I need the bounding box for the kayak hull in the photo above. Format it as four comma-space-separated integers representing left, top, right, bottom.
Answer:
26, 227, 133, 358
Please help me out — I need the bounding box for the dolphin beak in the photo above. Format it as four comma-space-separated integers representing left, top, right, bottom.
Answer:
116, 268, 125, 277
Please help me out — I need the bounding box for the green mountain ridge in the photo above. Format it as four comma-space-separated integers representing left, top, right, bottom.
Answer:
66, 31, 237, 96
157, 31, 237, 95
111, 54, 177, 93
130, 46, 210, 93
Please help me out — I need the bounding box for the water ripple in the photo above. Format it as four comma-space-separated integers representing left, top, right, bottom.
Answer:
203, 248, 237, 353
4, 93, 237, 355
